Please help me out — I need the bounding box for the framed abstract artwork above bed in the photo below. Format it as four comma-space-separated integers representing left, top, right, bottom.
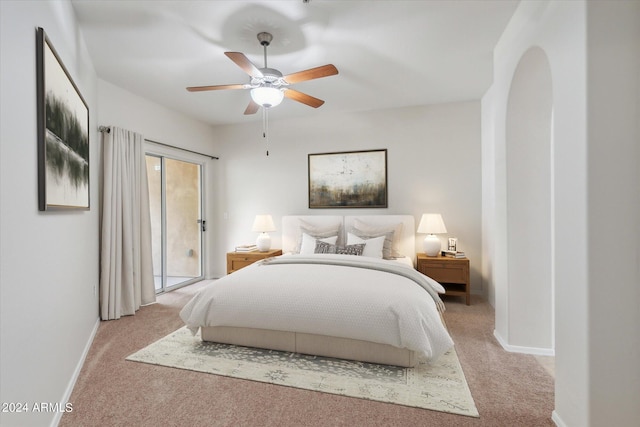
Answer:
308, 149, 387, 208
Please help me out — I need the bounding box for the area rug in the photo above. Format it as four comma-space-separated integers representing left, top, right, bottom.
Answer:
126, 327, 479, 417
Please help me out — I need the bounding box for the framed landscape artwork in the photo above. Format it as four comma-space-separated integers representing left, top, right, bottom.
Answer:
36, 27, 90, 211
308, 149, 388, 208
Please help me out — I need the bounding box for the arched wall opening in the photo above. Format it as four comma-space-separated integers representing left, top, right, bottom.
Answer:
504, 46, 554, 351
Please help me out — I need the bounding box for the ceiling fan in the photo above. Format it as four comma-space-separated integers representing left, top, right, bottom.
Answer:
186, 32, 338, 115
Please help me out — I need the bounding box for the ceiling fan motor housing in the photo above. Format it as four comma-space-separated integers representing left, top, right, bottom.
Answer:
257, 32, 273, 46
253, 67, 285, 86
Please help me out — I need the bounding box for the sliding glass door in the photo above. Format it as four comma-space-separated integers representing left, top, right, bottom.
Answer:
146, 154, 204, 293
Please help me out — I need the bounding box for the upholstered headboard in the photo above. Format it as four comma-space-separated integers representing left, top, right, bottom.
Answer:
281, 215, 416, 262
282, 215, 343, 254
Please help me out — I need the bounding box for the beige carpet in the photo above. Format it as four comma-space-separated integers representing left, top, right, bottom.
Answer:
127, 327, 479, 417
60, 282, 555, 427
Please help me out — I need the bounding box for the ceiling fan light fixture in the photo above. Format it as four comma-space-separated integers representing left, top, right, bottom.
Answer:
250, 86, 284, 108
187, 31, 337, 119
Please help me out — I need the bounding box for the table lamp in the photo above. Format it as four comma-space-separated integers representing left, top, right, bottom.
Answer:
252, 214, 276, 252
417, 213, 447, 256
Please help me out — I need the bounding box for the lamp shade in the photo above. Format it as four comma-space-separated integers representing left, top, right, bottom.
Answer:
250, 86, 284, 108
417, 214, 447, 234
417, 213, 447, 256
252, 215, 276, 232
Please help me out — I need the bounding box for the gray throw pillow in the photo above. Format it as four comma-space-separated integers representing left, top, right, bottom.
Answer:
336, 243, 365, 256
314, 241, 337, 254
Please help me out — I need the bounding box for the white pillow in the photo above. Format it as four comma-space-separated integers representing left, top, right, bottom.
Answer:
348, 227, 395, 259
347, 232, 386, 259
299, 233, 338, 255
353, 219, 404, 258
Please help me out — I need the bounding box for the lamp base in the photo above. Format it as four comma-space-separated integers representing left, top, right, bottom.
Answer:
423, 234, 441, 257
256, 233, 271, 252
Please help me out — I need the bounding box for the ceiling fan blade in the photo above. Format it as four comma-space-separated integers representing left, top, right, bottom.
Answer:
283, 64, 338, 84
186, 83, 246, 92
284, 89, 325, 108
244, 100, 260, 115
225, 52, 264, 78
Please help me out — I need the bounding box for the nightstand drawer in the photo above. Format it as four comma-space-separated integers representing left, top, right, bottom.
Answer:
422, 265, 467, 284
229, 258, 254, 271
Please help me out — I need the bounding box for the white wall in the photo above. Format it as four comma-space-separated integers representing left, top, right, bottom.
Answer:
483, 1, 589, 424
0, 2, 100, 426
585, 2, 639, 425
483, 0, 640, 425
97, 79, 223, 280
212, 102, 482, 285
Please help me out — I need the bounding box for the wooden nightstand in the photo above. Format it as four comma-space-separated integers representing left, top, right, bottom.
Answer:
416, 253, 470, 305
226, 249, 282, 274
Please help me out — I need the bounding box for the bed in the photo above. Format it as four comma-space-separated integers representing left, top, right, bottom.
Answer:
179, 215, 454, 367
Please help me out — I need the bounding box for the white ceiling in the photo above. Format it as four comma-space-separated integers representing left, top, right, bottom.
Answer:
71, 0, 519, 127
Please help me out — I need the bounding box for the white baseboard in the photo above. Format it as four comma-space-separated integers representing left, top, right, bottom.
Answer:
51, 317, 100, 427
493, 329, 555, 356
551, 410, 567, 427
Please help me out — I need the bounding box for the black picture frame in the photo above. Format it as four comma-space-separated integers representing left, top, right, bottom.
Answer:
36, 27, 90, 211
308, 149, 388, 209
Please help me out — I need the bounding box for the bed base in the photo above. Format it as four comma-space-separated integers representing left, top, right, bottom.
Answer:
201, 326, 418, 368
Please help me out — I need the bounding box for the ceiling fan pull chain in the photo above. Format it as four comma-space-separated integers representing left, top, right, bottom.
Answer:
262, 108, 267, 138
263, 108, 270, 156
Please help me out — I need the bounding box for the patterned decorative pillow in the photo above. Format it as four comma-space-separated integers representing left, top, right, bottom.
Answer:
314, 241, 337, 254
314, 241, 365, 256
336, 243, 365, 256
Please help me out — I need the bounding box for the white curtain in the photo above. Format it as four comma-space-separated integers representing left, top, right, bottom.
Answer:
100, 127, 155, 320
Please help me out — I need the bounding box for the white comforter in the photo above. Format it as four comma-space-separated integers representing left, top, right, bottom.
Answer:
180, 254, 454, 362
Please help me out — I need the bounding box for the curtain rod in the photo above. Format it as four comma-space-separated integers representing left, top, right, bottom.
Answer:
98, 126, 219, 160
